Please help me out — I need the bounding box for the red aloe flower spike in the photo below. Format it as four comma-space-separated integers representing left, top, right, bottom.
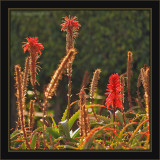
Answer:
60, 15, 81, 53
60, 16, 80, 120
22, 37, 44, 86
60, 15, 81, 32
22, 37, 44, 55
22, 37, 44, 112
105, 73, 123, 111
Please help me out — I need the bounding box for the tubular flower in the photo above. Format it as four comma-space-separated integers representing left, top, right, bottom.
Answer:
60, 15, 81, 32
22, 37, 44, 55
105, 73, 123, 110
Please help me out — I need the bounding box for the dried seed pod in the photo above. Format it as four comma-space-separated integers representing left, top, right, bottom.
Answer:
89, 69, 101, 101
89, 69, 101, 121
140, 66, 150, 118
78, 87, 90, 137
44, 48, 77, 99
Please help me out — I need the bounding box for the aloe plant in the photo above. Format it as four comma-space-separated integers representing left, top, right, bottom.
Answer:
10, 15, 150, 151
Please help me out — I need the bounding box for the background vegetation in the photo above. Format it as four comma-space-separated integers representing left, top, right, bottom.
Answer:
10, 10, 150, 129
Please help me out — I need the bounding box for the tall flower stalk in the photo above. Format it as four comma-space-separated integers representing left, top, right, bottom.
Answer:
43, 49, 77, 146
89, 69, 101, 122
60, 15, 81, 120
140, 66, 150, 118
15, 65, 31, 150
43, 48, 77, 124
127, 51, 133, 108
140, 65, 150, 148
105, 73, 123, 125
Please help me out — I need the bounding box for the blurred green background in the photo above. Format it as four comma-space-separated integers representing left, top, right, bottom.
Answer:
10, 10, 150, 129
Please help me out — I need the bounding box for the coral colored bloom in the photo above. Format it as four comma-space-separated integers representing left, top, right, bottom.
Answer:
105, 73, 123, 110
22, 37, 44, 55
60, 15, 81, 31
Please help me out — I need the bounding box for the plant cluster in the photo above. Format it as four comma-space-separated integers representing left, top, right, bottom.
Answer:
10, 16, 150, 150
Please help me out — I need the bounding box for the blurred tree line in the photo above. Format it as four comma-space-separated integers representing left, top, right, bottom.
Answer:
10, 10, 150, 129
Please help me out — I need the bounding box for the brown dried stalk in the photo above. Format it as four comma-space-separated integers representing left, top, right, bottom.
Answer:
127, 51, 133, 108
44, 48, 77, 99
89, 69, 101, 100
80, 70, 90, 89
140, 65, 150, 148
120, 73, 127, 104
15, 65, 31, 150
89, 69, 101, 122
78, 87, 90, 137
28, 100, 35, 132
137, 72, 142, 100
140, 66, 150, 118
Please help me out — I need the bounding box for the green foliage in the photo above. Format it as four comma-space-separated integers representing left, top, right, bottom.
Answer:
10, 130, 21, 141
30, 134, 37, 149
68, 110, 79, 130
59, 120, 70, 138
